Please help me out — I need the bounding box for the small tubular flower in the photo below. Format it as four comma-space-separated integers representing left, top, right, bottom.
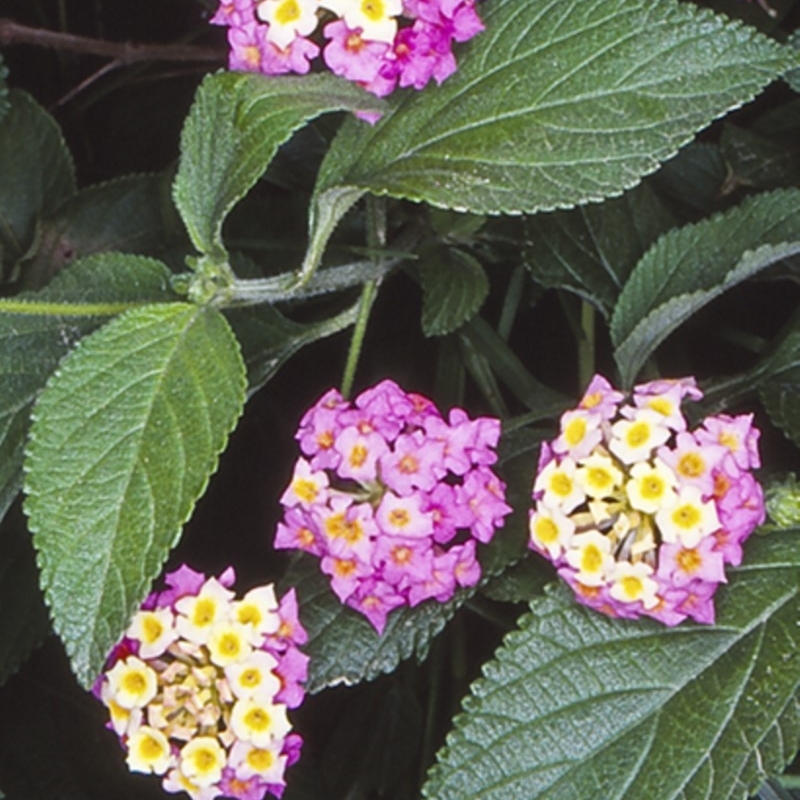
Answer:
94, 566, 306, 799
528, 375, 765, 626
210, 0, 484, 99
276, 379, 511, 633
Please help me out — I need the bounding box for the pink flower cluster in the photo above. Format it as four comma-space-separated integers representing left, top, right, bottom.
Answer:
275, 379, 511, 633
95, 565, 308, 800
528, 375, 765, 626
210, 0, 484, 97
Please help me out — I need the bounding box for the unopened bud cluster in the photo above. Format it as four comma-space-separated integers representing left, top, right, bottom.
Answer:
276, 379, 511, 632
529, 375, 765, 625
95, 565, 308, 800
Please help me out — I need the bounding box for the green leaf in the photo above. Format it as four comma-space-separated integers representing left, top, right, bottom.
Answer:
419, 247, 489, 336
313, 0, 797, 216
424, 531, 800, 800
611, 188, 800, 386
0, 90, 75, 272
0, 253, 175, 524
24, 303, 247, 686
173, 71, 384, 260
524, 183, 674, 318
760, 345, 800, 446
227, 299, 361, 394
282, 552, 470, 693
720, 123, 800, 191
0, 503, 49, 687
20, 173, 176, 291
651, 142, 728, 214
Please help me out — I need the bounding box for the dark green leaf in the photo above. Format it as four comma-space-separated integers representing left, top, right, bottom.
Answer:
0, 254, 175, 524
313, 0, 797, 216
0, 90, 75, 272
173, 71, 384, 260
525, 183, 674, 317
282, 552, 470, 693
651, 142, 728, 214
0, 503, 49, 687
227, 300, 360, 394
419, 247, 489, 337
459, 317, 568, 416
424, 531, 800, 800
720, 123, 800, 191
611, 188, 800, 386
24, 303, 247, 686
20, 173, 177, 291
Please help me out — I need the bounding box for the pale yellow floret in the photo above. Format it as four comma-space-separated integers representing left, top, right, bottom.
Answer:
608, 561, 659, 608
207, 621, 254, 668
234, 585, 280, 636
335, 0, 403, 43
625, 459, 677, 514
655, 486, 720, 548
126, 725, 173, 775
575, 452, 622, 499
257, 0, 320, 48
225, 650, 281, 699
105, 656, 158, 710
179, 736, 227, 788
609, 411, 670, 465
128, 607, 179, 658
565, 530, 614, 587
528, 506, 575, 560
175, 577, 234, 644
230, 697, 291, 748
533, 457, 585, 513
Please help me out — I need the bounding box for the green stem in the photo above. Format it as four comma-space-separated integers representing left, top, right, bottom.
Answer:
340, 196, 387, 399
341, 280, 378, 400
578, 299, 596, 389
0, 298, 152, 316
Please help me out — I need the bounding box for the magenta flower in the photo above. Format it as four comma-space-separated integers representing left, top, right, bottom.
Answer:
95, 566, 307, 799
529, 375, 765, 626
276, 379, 511, 633
210, 0, 485, 98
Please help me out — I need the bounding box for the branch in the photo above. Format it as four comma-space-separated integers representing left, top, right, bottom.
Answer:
0, 18, 225, 65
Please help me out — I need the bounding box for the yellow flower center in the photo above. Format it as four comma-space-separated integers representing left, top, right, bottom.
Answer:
245, 707, 272, 732
678, 452, 705, 478
293, 478, 319, 504
361, 0, 386, 21
550, 473, 573, 497
676, 548, 702, 573
581, 544, 603, 573
275, 0, 301, 24
534, 517, 559, 544
565, 418, 587, 446
672, 504, 701, 529
626, 422, 650, 448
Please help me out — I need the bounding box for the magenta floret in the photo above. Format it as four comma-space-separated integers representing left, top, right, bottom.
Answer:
276, 379, 511, 633
95, 566, 307, 800
210, 0, 484, 99
528, 375, 765, 626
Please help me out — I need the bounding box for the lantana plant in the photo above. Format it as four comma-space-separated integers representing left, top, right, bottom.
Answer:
1, 0, 800, 798
95, 566, 307, 800
529, 375, 766, 625
275, 379, 511, 632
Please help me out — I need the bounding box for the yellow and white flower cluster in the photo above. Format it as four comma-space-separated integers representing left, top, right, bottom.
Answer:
529, 375, 765, 625
95, 565, 307, 800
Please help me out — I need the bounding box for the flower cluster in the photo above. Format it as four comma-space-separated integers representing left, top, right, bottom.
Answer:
95, 565, 308, 800
528, 375, 765, 626
275, 379, 511, 633
210, 0, 484, 98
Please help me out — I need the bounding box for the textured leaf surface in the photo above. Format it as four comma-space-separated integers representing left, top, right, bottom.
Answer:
525, 184, 674, 318
0, 254, 174, 524
611, 188, 800, 386
0, 504, 49, 688
0, 90, 75, 270
173, 71, 384, 259
0, 55, 8, 120
313, 0, 797, 216
419, 248, 489, 336
21, 173, 174, 291
424, 531, 800, 800
24, 303, 246, 686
